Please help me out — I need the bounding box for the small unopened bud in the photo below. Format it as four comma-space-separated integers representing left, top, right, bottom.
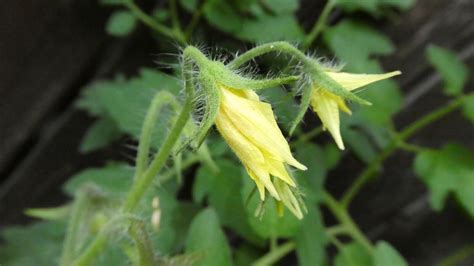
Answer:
151, 210, 161, 231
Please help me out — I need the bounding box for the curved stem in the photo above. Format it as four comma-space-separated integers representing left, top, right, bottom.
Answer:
252, 241, 296, 266
72, 46, 202, 264
303, 0, 335, 48
124, 0, 185, 45
323, 191, 374, 254
340, 93, 473, 207
228, 41, 310, 70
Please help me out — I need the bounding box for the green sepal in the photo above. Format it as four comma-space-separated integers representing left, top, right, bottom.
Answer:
25, 205, 71, 221
311, 65, 371, 105
220, 70, 299, 90
191, 73, 222, 149
128, 221, 156, 266
289, 81, 313, 135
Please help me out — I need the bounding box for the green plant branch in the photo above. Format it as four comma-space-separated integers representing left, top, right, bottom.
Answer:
303, 0, 336, 48
438, 243, 474, 266
60, 187, 91, 266
252, 241, 296, 266
184, 0, 206, 39
169, 0, 183, 35
124, 0, 185, 45
323, 191, 374, 253
340, 93, 473, 207
71, 46, 203, 264
135, 91, 180, 178
129, 221, 156, 266
293, 126, 324, 146
326, 224, 348, 237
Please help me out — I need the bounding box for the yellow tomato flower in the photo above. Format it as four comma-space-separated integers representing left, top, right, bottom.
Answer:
311, 71, 401, 150
215, 86, 306, 219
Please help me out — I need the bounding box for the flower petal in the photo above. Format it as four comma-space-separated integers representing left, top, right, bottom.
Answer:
311, 89, 345, 150
325, 71, 401, 91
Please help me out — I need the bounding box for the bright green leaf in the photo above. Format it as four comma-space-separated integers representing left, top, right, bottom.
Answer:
334, 242, 372, 266
241, 175, 301, 239
336, 0, 414, 14
106, 11, 137, 37
193, 160, 262, 244
0, 222, 66, 266
414, 143, 474, 218
373, 241, 407, 266
295, 208, 327, 266
261, 0, 299, 14
426, 45, 469, 96
185, 208, 233, 266
63, 162, 133, 196
203, 0, 243, 33
80, 117, 122, 153
236, 14, 304, 43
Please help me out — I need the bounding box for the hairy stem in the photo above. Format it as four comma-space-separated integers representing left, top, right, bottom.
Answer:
341, 93, 473, 207
304, 0, 335, 48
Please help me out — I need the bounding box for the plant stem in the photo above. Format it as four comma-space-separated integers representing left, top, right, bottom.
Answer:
72, 46, 201, 264
293, 126, 323, 145
438, 243, 474, 266
184, 0, 206, 39
60, 188, 90, 266
322, 191, 374, 253
124, 0, 185, 45
252, 241, 296, 266
340, 93, 472, 207
303, 0, 335, 48
228, 41, 310, 70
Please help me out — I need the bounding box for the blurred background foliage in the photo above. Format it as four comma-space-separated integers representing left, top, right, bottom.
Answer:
0, 0, 473, 265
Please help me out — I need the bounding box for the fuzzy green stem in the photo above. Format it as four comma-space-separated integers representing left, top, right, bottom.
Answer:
341, 93, 473, 207
323, 191, 374, 253
135, 92, 180, 178
252, 241, 296, 266
60, 188, 90, 266
124, 0, 185, 45
72, 47, 202, 265
129, 221, 155, 266
438, 243, 474, 266
122, 51, 197, 212
303, 0, 335, 48
228, 41, 310, 70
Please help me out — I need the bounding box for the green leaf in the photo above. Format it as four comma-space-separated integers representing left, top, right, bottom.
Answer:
78, 68, 181, 149
294, 142, 341, 203
106, 11, 137, 37
414, 143, 474, 218
185, 208, 233, 266
63, 162, 133, 196
343, 127, 378, 164
203, 0, 243, 33
295, 208, 327, 266
234, 244, 262, 266
334, 243, 372, 266
336, 0, 414, 14
426, 45, 469, 96
180, 0, 198, 12
99, 0, 125, 5
236, 14, 304, 43
80, 117, 122, 153
261, 0, 299, 14
241, 175, 301, 239
193, 160, 262, 244
373, 241, 407, 266
259, 87, 298, 132
324, 20, 395, 72
462, 94, 474, 122
0, 221, 66, 266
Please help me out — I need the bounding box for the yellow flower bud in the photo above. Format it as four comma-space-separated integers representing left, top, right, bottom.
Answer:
215, 86, 306, 219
